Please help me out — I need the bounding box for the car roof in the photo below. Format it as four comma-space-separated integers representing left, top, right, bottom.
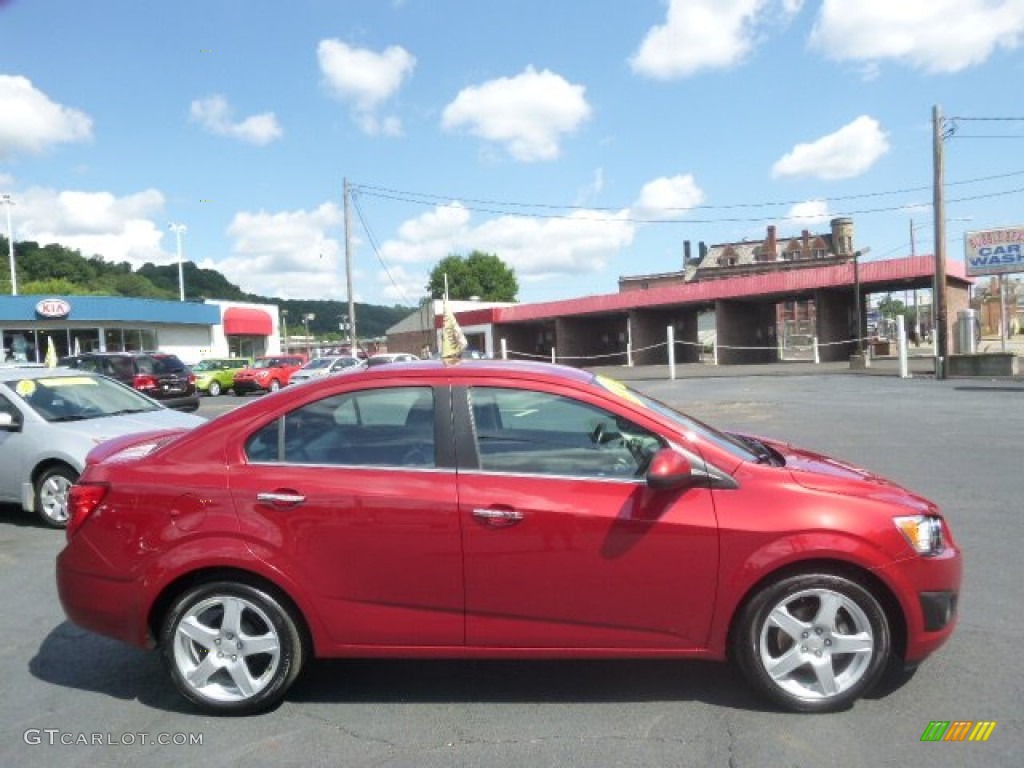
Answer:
0, 366, 103, 383
340, 358, 595, 385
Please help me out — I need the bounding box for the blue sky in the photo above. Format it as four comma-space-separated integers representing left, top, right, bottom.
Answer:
2, 0, 1023, 307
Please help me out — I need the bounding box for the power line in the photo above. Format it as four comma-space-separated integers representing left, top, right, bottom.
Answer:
353, 184, 1024, 226
351, 167, 1024, 216
349, 189, 415, 306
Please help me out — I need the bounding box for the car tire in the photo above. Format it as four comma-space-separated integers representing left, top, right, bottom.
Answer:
269, 379, 282, 392
208, 381, 221, 397
34, 465, 78, 528
160, 581, 305, 715
734, 572, 890, 713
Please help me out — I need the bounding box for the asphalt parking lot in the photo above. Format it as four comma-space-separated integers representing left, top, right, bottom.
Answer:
1, 373, 1020, 767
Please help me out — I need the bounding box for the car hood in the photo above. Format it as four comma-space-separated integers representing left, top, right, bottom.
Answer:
756, 435, 937, 514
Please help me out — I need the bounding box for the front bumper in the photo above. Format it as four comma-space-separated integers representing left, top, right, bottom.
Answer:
232, 379, 269, 394
875, 544, 962, 663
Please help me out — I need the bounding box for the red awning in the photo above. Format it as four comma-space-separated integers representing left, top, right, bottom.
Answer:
223, 307, 273, 336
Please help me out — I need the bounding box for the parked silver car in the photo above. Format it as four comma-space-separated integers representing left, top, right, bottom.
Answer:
0, 367, 204, 527
288, 355, 364, 385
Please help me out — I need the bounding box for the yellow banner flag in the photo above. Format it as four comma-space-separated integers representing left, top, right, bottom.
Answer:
441, 297, 467, 361
45, 336, 58, 368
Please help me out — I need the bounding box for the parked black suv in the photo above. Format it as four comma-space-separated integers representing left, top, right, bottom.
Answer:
59, 352, 200, 412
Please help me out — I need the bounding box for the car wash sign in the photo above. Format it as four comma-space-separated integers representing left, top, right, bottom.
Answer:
965, 226, 1024, 276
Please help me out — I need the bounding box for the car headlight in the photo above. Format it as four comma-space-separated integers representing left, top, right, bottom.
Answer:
894, 515, 945, 556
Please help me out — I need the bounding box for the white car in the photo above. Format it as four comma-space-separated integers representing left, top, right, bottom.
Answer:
365, 353, 421, 367
0, 367, 204, 527
288, 355, 364, 385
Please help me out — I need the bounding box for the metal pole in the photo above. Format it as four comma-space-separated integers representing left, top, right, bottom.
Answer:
897, 315, 909, 379
853, 250, 863, 354
4, 195, 17, 295
667, 325, 676, 380
169, 223, 187, 301
343, 178, 357, 349
933, 105, 948, 379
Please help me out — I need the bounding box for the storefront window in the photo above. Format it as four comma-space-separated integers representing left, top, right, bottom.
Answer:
3, 329, 37, 362
69, 329, 100, 355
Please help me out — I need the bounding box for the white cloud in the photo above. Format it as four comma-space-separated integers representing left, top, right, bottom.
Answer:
810, 0, 1024, 74
189, 95, 283, 145
630, 0, 802, 79
220, 203, 346, 298
441, 67, 592, 162
0, 172, 14, 189
772, 116, 889, 180
10, 186, 167, 265
630, 174, 706, 221
783, 199, 831, 228
0, 75, 93, 158
317, 40, 416, 136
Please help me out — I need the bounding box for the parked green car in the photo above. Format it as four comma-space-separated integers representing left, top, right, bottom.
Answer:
191, 357, 251, 396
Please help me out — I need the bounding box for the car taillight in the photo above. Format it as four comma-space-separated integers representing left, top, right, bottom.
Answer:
187, 373, 196, 384
133, 374, 158, 390
66, 483, 108, 541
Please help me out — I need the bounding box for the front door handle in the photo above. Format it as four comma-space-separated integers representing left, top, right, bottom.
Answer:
472, 507, 524, 527
257, 491, 306, 507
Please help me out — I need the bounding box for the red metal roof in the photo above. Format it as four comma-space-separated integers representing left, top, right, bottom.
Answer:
451, 256, 969, 324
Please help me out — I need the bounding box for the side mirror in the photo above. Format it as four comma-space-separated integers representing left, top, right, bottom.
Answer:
0, 412, 22, 432
646, 448, 694, 491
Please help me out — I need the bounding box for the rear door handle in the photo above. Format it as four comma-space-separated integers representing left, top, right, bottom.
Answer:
257, 491, 306, 506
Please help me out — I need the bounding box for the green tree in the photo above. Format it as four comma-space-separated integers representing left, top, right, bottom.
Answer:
427, 250, 518, 301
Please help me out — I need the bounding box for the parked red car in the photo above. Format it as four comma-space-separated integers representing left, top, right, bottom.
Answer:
57, 360, 961, 715
231, 354, 307, 394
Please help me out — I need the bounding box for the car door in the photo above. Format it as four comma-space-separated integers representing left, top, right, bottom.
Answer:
456, 384, 719, 650
0, 390, 29, 505
228, 384, 464, 648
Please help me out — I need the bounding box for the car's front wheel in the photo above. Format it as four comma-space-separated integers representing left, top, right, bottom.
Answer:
208, 380, 221, 397
268, 379, 282, 392
160, 581, 305, 715
734, 573, 890, 713
34, 465, 78, 528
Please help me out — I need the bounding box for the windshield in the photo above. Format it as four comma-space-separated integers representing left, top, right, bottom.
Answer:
592, 375, 759, 462
191, 360, 219, 372
7, 375, 162, 422
304, 359, 332, 370
252, 359, 277, 369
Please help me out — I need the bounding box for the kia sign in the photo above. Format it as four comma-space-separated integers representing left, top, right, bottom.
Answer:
964, 226, 1024, 277
35, 298, 71, 318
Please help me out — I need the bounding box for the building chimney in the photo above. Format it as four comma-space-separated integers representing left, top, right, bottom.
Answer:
802, 229, 810, 253
699, 241, 708, 261
766, 225, 777, 257
683, 240, 692, 265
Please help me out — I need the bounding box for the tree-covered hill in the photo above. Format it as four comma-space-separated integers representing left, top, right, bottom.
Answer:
0, 237, 412, 339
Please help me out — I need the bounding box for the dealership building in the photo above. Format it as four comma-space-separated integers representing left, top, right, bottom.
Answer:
0, 296, 282, 365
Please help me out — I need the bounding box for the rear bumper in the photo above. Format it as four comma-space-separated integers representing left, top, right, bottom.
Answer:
56, 548, 151, 649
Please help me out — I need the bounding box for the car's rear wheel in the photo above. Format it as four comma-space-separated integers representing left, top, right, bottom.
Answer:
34, 465, 77, 528
734, 573, 890, 713
208, 380, 221, 397
160, 581, 305, 715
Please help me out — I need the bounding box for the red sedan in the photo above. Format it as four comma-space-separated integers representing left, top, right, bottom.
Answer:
57, 360, 961, 715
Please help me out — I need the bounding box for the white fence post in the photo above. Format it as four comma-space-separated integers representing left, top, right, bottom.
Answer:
667, 325, 676, 380
897, 315, 909, 378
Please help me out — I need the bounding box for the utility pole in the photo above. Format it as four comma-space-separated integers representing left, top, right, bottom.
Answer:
3, 194, 16, 295
932, 105, 948, 379
343, 178, 357, 350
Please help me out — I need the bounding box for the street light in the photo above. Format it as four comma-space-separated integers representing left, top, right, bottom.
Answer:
2, 194, 15, 296
302, 313, 315, 358
168, 223, 187, 301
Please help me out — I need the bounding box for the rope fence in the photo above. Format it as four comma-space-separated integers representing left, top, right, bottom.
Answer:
497, 320, 916, 381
